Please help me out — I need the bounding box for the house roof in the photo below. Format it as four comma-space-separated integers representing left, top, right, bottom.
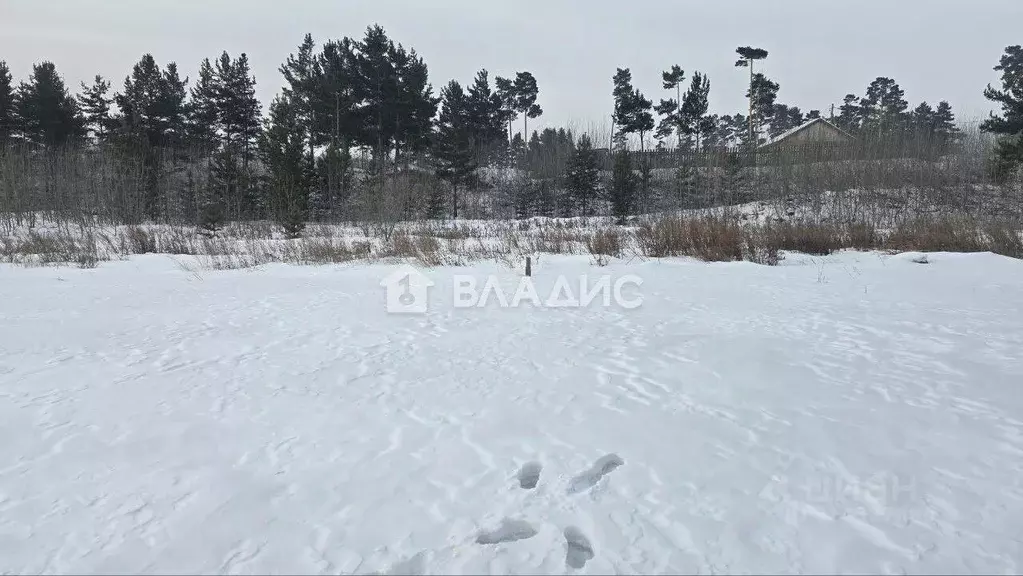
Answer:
761, 117, 855, 147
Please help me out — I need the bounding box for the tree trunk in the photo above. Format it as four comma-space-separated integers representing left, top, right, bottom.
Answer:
748, 62, 755, 145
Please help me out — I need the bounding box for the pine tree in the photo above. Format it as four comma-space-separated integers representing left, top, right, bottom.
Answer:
611, 68, 653, 153
680, 72, 711, 150
654, 65, 685, 146
608, 148, 636, 224
434, 80, 475, 218
389, 44, 438, 164
280, 34, 321, 164
861, 77, 909, 138
15, 61, 83, 147
115, 54, 188, 149
187, 58, 221, 152
212, 52, 261, 217
0, 61, 16, 146
495, 75, 517, 143
465, 69, 506, 164
982, 45, 1023, 179
768, 104, 803, 139
837, 94, 862, 132
513, 71, 542, 146
566, 134, 601, 216
315, 141, 354, 218
218, 53, 260, 163
77, 75, 115, 142
933, 101, 959, 148
734, 46, 769, 143
612, 68, 635, 149
261, 94, 308, 237
747, 73, 779, 143
357, 24, 399, 169
159, 63, 189, 150
911, 101, 935, 134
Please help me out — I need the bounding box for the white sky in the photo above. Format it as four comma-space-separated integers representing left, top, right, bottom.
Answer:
2, 0, 1020, 132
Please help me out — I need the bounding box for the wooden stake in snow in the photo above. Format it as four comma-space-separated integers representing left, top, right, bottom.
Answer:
525, 256, 532, 277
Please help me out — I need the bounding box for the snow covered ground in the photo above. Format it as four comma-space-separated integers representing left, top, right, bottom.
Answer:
2, 251, 1023, 574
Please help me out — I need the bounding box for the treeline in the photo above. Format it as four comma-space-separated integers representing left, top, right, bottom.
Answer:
1, 31, 1022, 234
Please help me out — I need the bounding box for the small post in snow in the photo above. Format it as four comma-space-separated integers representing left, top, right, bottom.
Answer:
525, 256, 532, 277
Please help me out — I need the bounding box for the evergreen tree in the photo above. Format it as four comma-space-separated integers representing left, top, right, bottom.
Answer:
654, 65, 684, 146
933, 101, 959, 146
77, 75, 114, 142
280, 33, 321, 164
566, 133, 601, 215
612, 68, 636, 149
261, 94, 309, 237
768, 103, 804, 139
0, 61, 17, 146
217, 53, 260, 163
911, 101, 935, 135
981, 45, 1023, 179
734, 46, 769, 143
860, 77, 909, 137
187, 58, 221, 152
315, 141, 354, 218
389, 44, 438, 164
434, 80, 475, 218
357, 24, 398, 168
837, 94, 862, 132
608, 148, 636, 224
15, 61, 83, 147
611, 68, 653, 152
680, 72, 711, 150
701, 115, 727, 150
211, 52, 261, 217
513, 71, 542, 146
465, 69, 506, 163
115, 54, 188, 149
495, 75, 517, 143
160, 62, 189, 150
747, 73, 779, 142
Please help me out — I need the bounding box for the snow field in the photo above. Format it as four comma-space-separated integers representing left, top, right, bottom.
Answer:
1, 251, 1023, 573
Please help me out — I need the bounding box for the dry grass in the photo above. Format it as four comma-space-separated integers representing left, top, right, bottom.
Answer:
2, 211, 1021, 271
886, 216, 988, 253
764, 222, 845, 256
638, 214, 749, 262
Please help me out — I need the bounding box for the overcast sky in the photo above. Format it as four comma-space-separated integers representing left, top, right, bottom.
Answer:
2, 0, 1020, 133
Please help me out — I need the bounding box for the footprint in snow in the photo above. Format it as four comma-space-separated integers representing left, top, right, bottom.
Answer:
475, 518, 538, 545
567, 454, 624, 495
517, 461, 542, 489
564, 526, 595, 569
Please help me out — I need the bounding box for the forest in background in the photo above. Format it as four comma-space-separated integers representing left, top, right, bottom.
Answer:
1, 26, 1022, 241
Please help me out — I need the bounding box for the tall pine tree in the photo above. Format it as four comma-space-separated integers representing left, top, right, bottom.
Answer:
982, 45, 1023, 179
608, 147, 636, 224
261, 94, 309, 237
16, 61, 83, 148
434, 80, 475, 218
734, 46, 769, 144
0, 61, 15, 146
681, 72, 712, 150
654, 65, 685, 147
78, 75, 115, 142
186, 58, 221, 152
